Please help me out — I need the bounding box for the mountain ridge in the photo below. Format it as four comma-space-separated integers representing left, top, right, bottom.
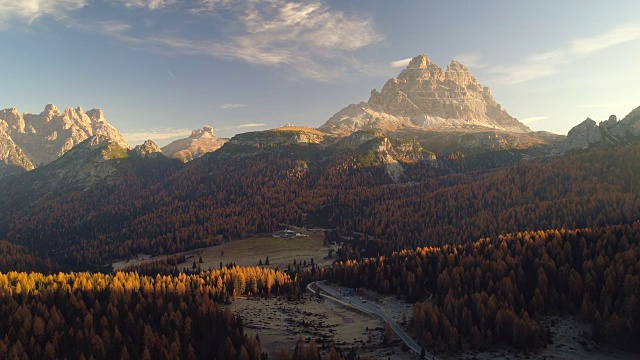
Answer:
320, 54, 530, 135
0, 104, 129, 177
561, 105, 640, 151
161, 126, 229, 162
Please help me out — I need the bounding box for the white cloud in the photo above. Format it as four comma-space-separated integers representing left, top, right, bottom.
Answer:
121, 1, 382, 81
236, 123, 265, 128
122, 128, 193, 142
519, 116, 548, 124
120, 0, 176, 10
489, 23, 640, 85
391, 58, 412, 68
571, 23, 640, 54
453, 53, 486, 68
0, 0, 86, 25
221, 104, 246, 109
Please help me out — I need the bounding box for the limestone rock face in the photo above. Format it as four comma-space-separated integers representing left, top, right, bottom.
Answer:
320, 54, 530, 135
561, 107, 640, 151
0, 125, 34, 177
133, 140, 163, 158
0, 104, 130, 168
563, 118, 603, 150
161, 126, 229, 162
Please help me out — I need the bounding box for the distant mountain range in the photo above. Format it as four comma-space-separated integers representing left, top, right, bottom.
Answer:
0, 105, 129, 177
1, 53, 639, 182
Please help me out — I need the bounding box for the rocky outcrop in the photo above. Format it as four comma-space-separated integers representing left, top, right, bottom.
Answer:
320, 54, 530, 135
133, 140, 163, 158
561, 107, 640, 151
336, 130, 382, 149
0, 126, 34, 178
161, 126, 228, 162
227, 129, 324, 148
0, 104, 130, 171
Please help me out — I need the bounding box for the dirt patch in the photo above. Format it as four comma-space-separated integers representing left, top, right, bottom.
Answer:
229, 294, 417, 359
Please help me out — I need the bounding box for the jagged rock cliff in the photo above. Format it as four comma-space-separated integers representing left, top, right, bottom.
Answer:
134, 140, 163, 158
320, 54, 530, 135
161, 126, 228, 162
0, 104, 129, 176
561, 106, 640, 151
0, 125, 34, 177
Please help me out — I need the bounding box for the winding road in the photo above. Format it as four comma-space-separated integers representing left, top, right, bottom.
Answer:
307, 280, 438, 360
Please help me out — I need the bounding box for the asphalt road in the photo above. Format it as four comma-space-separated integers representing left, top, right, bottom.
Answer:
307, 280, 438, 360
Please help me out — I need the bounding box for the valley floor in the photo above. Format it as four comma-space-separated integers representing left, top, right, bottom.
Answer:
229, 294, 417, 360
112, 227, 338, 271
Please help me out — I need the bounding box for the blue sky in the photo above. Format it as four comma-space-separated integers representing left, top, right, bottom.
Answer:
1, 0, 639, 145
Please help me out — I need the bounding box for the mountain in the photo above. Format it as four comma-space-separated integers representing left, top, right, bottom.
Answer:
0, 125, 34, 177
320, 54, 530, 135
561, 106, 640, 151
0, 105, 129, 176
161, 126, 229, 162
0, 135, 180, 220
134, 139, 163, 158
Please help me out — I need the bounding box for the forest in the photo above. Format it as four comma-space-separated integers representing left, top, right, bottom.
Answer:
0, 139, 638, 357
328, 222, 640, 351
0, 267, 340, 359
1, 142, 639, 272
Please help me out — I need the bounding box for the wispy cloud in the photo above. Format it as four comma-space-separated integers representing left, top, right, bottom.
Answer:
453, 53, 486, 68
519, 116, 548, 124
571, 23, 640, 54
490, 23, 640, 84
391, 58, 412, 68
221, 103, 246, 109
120, 0, 176, 10
122, 128, 193, 142
0, 0, 86, 26
1, 0, 381, 80
236, 123, 265, 128
110, 1, 382, 81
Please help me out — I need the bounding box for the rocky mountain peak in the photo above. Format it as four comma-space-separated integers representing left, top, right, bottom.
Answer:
41, 104, 62, 120
82, 134, 114, 150
0, 107, 25, 133
0, 104, 130, 170
561, 109, 640, 152
162, 125, 228, 162
190, 125, 215, 138
406, 54, 432, 69
86, 109, 106, 122
320, 53, 530, 136
133, 140, 163, 158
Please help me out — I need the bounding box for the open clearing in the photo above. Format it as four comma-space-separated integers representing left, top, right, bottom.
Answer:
229, 294, 417, 360
112, 228, 339, 271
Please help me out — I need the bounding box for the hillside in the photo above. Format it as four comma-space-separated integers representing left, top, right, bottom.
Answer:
0, 129, 638, 270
